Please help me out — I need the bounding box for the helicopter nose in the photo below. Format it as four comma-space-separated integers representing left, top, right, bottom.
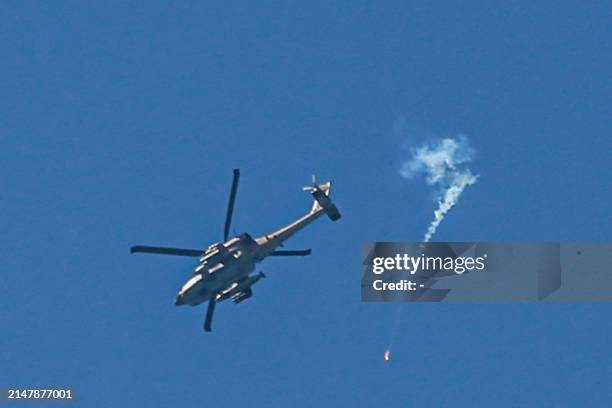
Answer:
175, 294, 184, 305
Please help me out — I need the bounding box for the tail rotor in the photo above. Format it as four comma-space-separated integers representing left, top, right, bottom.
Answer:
302, 175, 318, 192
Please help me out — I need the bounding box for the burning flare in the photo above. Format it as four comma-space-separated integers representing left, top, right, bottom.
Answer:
384, 349, 391, 361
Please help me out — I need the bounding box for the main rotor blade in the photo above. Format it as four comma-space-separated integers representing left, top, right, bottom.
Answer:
269, 249, 312, 256
223, 169, 240, 242
204, 299, 216, 332
130, 245, 202, 257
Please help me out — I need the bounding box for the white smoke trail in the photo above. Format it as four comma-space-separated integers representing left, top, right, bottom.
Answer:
400, 136, 478, 242
384, 137, 477, 361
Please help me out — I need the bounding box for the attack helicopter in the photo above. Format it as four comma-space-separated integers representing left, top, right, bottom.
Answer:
131, 170, 341, 331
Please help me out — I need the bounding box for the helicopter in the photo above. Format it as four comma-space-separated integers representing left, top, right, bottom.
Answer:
130, 169, 341, 331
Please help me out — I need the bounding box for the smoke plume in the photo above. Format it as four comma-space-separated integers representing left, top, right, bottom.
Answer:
400, 136, 478, 242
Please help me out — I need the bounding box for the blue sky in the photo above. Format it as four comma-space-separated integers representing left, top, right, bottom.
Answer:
1, 2, 611, 407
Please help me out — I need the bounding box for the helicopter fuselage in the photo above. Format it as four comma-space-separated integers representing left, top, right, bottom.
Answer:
175, 206, 326, 306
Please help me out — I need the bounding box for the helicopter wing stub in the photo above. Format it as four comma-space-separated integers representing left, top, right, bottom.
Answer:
130, 245, 202, 257
269, 249, 312, 256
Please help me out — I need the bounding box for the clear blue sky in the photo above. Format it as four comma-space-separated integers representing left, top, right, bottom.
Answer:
1, 2, 611, 407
